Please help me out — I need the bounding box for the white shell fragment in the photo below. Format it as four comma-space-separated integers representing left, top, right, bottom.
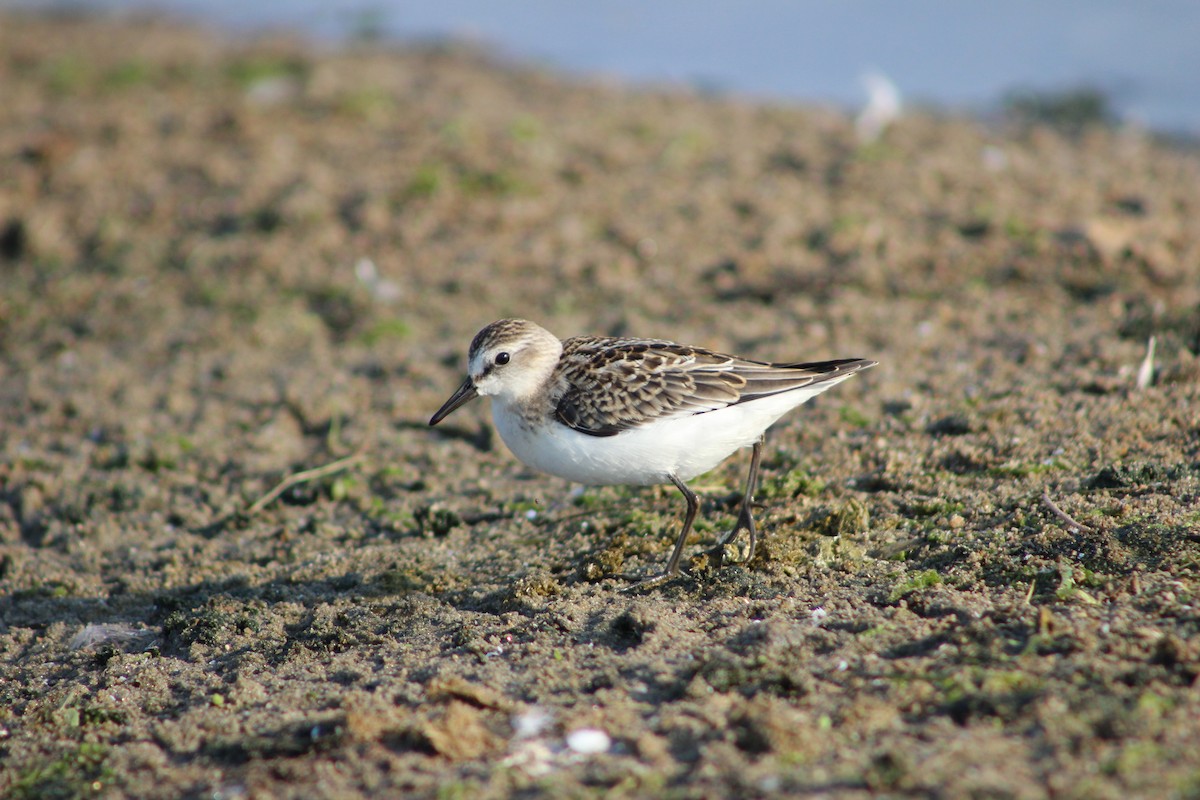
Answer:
565, 728, 611, 754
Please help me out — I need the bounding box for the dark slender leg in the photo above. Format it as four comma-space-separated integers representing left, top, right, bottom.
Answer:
624, 474, 698, 590
623, 474, 699, 590
716, 437, 763, 563
662, 473, 699, 577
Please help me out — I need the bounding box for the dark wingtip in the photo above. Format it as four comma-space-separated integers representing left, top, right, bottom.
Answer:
781, 357, 877, 374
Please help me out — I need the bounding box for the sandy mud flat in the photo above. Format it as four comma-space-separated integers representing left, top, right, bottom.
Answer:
2, 12, 1199, 799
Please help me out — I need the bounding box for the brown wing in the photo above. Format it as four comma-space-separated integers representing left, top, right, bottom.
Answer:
553, 335, 874, 437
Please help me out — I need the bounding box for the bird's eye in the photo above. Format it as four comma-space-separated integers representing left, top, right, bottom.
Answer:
495, 352, 510, 365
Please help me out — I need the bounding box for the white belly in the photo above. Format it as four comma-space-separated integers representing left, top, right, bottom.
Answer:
490, 382, 842, 485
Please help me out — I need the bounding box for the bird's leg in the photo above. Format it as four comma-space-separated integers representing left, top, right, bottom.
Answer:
715, 436, 763, 564
627, 473, 698, 589
663, 473, 699, 577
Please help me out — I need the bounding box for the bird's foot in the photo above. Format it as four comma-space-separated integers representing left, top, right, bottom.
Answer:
619, 569, 683, 593
713, 504, 758, 566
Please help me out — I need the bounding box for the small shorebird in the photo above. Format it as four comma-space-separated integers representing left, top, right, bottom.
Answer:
430, 319, 876, 584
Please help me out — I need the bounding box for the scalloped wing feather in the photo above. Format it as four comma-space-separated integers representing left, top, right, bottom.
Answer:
553, 337, 869, 437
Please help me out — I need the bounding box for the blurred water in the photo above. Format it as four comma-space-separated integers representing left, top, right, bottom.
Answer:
12, 0, 1200, 134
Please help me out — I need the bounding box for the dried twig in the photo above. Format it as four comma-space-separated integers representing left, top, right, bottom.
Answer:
1041, 490, 1093, 533
247, 449, 366, 515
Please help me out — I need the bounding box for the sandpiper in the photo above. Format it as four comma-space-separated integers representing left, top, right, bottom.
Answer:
430, 319, 876, 584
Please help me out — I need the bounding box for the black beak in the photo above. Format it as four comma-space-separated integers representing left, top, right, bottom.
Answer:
429, 378, 478, 425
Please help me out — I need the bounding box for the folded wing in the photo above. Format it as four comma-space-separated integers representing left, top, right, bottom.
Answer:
554, 336, 874, 437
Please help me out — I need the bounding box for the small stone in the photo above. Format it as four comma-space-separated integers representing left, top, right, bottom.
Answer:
566, 728, 611, 754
